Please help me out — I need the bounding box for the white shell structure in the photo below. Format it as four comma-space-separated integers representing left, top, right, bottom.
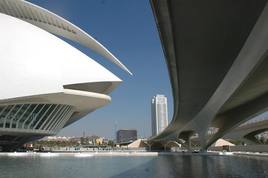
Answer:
0, 0, 127, 150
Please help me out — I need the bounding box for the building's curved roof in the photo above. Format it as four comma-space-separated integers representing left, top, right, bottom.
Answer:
0, 13, 121, 100
0, 0, 132, 75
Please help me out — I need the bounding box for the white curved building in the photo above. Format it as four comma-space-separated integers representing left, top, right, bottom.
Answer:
0, 0, 130, 151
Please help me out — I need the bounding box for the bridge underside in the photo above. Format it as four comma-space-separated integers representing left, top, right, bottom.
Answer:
150, 0, 268, 150
223, 120, 268, 144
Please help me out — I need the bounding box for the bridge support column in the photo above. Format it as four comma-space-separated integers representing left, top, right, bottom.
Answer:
198, 131, 208, 152
144, 142, 152, 151
188, 138, 192, 151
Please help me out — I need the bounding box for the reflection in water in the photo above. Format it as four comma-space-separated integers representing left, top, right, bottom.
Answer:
111, 155, 268, 178
0, 154, 267, 178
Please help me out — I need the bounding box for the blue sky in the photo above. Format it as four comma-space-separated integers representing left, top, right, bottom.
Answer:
28, 0, 173, 139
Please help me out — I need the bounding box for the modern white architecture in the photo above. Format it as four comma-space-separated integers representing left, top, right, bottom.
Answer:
151, 95, 168, 136
0, 0, 130, 151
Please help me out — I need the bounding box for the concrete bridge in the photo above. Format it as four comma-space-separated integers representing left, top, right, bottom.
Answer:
149, 0, 268, 151
224, 119, 268, 144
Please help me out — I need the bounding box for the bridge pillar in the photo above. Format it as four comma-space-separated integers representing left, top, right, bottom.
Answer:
148, 142, 165, 151
198, 131, 208, 152
187, 137, 191, 151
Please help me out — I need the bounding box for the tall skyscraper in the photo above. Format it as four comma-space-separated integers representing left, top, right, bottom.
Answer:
151, 95, 168, 136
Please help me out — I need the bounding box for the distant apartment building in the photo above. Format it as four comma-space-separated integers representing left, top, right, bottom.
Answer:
151, 95, 168, 136
116, 129, 137, 143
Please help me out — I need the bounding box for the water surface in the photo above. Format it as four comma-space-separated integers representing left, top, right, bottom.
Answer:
0, 154, 267, 178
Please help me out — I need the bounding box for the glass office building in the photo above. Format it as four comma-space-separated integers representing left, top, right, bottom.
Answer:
116, 129, 137, 143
